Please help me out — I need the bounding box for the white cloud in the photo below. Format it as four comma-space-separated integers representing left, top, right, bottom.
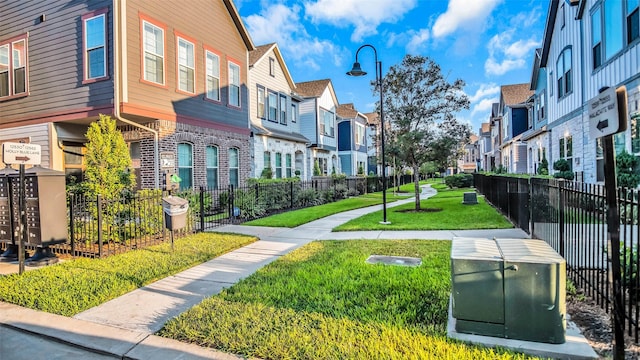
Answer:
243, 4, 344, 71
432, 0, 502, 38
406, 28, 430, 53
471, 97, 498, 117
468, 83, 500, 103
484, 30, 538, 76
304, 0, 417, 42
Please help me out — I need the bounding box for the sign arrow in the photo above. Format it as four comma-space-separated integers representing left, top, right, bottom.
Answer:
15, 156, 30, 162
597, 119, 609, 131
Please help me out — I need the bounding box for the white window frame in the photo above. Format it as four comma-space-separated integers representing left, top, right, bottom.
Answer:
177, 36, 195, 94
0, 34, 28, 99
142, 19, 165, 85
355, 123, 365, 145
291, 103, 297, 123
280, 94, 287, 124
177, 142, 193, 190
228, 61, 241, 108
268, 91, 278, 122
205, 50, 220, 101
229, 147, 239, 187
83, 11, 107, 81
257, 86, 265, 118
206, 145, 219, 189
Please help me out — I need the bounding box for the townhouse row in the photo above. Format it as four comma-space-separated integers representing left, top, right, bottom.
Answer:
468, 0, 640, 185
0, 0, 376, 190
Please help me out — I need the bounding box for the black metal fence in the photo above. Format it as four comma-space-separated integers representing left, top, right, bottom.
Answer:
474, 173, 640, 342
0, 176, 392, 259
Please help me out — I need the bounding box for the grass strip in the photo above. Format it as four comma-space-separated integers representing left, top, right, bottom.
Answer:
0, 232, 256, 316
243, 192, 410, 228
159, 240, 538, 359
334, 187, 513, 231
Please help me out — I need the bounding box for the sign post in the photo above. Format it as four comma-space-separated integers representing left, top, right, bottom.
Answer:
589, 86, 627, 360
2, 142, 41, 274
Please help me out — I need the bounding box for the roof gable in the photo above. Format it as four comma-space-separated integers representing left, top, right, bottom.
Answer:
501, 83, 534, 107
295, 79, 339, 106
249, 43, 296, 89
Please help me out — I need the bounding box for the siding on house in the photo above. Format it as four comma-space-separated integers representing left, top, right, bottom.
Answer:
0, 0, 114, 128
123, 0, 250, 132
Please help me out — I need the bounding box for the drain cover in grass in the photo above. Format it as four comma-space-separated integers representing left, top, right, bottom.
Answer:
366, 255, 422, 267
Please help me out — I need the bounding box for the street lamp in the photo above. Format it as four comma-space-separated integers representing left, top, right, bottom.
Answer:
347, 44, 390, 224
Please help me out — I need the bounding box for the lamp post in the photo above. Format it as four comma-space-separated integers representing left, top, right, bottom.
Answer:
347, 44, 389, 224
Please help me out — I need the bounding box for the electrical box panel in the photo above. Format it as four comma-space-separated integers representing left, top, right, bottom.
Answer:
0, 167, 17, 243
451, 237, 566, 344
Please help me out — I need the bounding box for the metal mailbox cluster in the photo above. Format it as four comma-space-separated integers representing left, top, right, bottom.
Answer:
0, 166, 67, 262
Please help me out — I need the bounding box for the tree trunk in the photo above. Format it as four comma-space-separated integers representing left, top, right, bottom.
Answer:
413, 165, 421, 210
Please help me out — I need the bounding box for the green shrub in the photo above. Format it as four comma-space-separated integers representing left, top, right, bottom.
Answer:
537, 156, 549, 175
616, 150, 640, 188
552, 159, 574, 180
444, 173, 473, 188
260, 167, 273, 179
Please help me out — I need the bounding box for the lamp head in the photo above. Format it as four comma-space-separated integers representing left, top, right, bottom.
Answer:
346, 62, 367, 77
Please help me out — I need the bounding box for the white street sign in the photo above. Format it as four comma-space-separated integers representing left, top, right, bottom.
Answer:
2, 142, 41, 165
589, 87, 620, 139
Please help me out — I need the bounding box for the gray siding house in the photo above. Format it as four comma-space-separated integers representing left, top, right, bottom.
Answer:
0, 0, 255, 190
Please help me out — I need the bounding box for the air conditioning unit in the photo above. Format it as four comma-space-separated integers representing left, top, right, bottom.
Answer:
450, 237, 566, 344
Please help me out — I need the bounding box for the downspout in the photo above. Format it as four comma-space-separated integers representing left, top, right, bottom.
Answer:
113, 0, 159, 189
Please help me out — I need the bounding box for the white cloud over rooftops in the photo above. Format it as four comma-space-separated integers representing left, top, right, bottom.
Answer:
304, 0, 417, 42
468, 83, 500, 103
484, 29, 538, 76
431, 0, 502, 38
243, 3, 344, 71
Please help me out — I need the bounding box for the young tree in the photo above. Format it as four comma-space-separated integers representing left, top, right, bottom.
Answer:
85, 114, 136, 199
381, 55, 470, 210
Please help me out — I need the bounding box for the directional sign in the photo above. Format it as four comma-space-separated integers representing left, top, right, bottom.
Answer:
589, 86, 627, 139
2, 142, 41, 165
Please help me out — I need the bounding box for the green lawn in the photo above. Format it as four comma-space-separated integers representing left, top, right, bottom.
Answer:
334, 186, 513, 231
159, 240, 537, 360
243, 192, 410, 228
0, 232, 256, 316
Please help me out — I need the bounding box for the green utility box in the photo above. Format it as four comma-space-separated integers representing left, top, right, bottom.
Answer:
451, 237, 566, 344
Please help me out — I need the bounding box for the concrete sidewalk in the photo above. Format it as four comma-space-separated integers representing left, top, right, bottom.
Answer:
0, 186, 597, 359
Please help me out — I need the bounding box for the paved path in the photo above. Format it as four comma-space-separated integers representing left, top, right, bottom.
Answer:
0, 185, 594, 359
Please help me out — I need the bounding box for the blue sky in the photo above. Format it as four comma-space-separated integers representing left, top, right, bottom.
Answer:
235, 0, 549, 133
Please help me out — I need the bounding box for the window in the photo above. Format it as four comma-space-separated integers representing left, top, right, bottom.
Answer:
0, 34, 28, 98
280, 95, 287, 124
633, 114, 640, 154
320, 108, 334, 137
83, 10, 107, 81
596, 138, 604, 182
561, 2, 565, 28
549, 71, 554, 97
142, 19, 164, 85
559, 135, 573, 172
604, 0, 623, 59
291, 103, 297, 123
63, 143, 86, 184
275, 152, 282, 178
178, 143, 193, 190
268, 91, 278, 122
263, 151, 271, 173
177, 37, 195, 93
269, 57, 275, 76
592, 7, 603, 69
229, 148, 239, 187
286, 154, 292, 178
317, 157, 328, 175
556, 47, 572, 98
205, 50, 220, 101
206, 145, 219, 189
628, 0, 639, 43
228, 62, 240, 107
355, 123, 365, 145
257, 86, 265, 118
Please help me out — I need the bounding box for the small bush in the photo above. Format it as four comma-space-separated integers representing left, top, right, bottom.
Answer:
553, 159, 574, 180
444, 174, 473, 188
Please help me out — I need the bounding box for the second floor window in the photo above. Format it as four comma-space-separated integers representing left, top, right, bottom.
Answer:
320, 108, 334, 137
0, 35, 28, 98
355, 123, 365, 145
556, 47, 572, 98
268, 91, 278, 122
629, 0, 640, 44
177, 37, 195, 93
257, 86, 265, 118
280, 95, 287, 124
228, 62, 240, 107
592, 7, 603, 69
83, 11, 107, 80
143, 20, 164, 85
291, 103, 297, 123
205, 50, 220, 101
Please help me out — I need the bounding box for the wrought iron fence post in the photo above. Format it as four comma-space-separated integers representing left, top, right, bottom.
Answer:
290, 181, 294, 209
228, 184, 235, 221
97, 194, 103, 259
199, 186, 205, 232
69, 193, 75, 258
559, 181, 565, 258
